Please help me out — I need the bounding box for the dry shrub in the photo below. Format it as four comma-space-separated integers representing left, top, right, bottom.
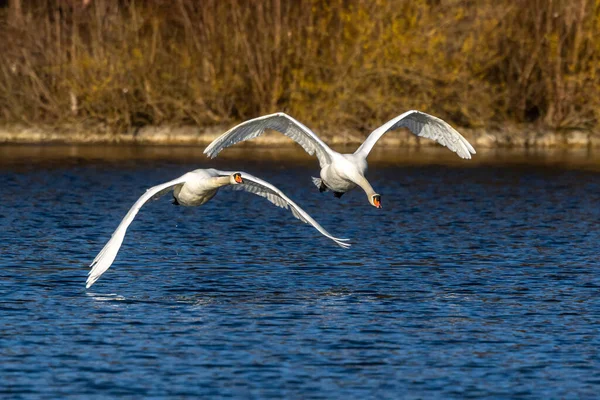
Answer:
0, 0, 599, 134
481, 0, 600, 128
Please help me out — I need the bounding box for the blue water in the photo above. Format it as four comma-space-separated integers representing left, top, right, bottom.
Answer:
1, 151, 600, 398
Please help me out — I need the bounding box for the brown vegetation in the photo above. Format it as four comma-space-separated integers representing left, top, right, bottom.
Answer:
0, 0, 599, 136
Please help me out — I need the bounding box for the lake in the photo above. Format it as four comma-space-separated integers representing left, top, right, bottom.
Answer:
1, 145, 599, 398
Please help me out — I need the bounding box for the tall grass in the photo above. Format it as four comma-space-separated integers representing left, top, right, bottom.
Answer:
0, 0, 599, 134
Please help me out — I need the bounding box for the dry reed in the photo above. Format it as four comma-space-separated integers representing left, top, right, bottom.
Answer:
0, 0, 598, 135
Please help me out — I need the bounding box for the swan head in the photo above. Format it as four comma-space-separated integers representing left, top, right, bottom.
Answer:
370, 194, 382, 209
231, 172, 243, 185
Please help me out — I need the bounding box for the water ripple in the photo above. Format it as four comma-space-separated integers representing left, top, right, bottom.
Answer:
0, 160, 599, 398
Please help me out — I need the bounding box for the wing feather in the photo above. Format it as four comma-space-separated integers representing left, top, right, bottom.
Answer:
204, 113, 335, 167
230, 172, 351, 248
86, 174, 190, 288
355, 110, 476, 159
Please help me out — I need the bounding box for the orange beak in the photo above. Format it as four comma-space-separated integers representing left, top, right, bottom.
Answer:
373, 197, 381, 209
235, 174, 243, 183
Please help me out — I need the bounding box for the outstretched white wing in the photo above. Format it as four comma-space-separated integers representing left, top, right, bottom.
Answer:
86, 174, 190, 288
230, 172, 351, 249
204, 113, 335, 168
355, 110, 476, 159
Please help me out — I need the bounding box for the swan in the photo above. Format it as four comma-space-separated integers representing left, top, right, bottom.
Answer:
204, 110, 476, 208
86, 168, 350, 288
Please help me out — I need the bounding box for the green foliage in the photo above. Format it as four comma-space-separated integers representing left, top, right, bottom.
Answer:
0, 0, 598, 133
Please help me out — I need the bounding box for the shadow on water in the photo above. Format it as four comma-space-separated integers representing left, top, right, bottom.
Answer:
1, 144, 599, 398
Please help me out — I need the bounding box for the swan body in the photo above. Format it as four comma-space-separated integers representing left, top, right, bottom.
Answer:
87, 168, 350, 288
171, 169, 223, 206
319, 153, 368, 194
204, 110, 476, 208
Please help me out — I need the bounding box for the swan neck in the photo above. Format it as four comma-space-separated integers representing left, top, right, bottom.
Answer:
211, 176, 232, 188
354, 174, 376, 197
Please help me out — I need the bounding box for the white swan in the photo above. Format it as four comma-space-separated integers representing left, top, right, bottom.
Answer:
204, 110, 476, 208
86, 168, 350, 288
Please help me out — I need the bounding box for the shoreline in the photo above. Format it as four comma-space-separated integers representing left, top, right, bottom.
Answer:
2, 143, 600, 172
0, 124, 598, 149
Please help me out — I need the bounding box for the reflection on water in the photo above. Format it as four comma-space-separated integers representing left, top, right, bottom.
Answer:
85, 293, 127, 302
1, 146, 599, 398
1, 143, 600, 171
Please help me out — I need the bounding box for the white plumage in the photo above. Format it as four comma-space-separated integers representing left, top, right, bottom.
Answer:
205, 110, 476, 208
87, 168, 350, 288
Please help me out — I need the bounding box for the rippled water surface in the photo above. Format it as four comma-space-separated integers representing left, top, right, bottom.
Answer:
1, 146, 600, 398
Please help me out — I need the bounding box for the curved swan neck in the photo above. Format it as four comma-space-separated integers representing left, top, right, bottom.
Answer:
210, 176, 232, 188
354, 174, 376, 198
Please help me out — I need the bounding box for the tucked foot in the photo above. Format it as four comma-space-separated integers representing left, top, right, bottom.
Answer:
312, 176, 328, 193
333, 191, 345, 198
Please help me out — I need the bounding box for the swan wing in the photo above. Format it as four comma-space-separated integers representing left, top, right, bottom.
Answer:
355, 110, 476, 159
204, 113, 335, 168
230, 172, 351, 248
86, 174, 190, 288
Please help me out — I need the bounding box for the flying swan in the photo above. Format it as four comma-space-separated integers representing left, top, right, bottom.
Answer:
86, 169, 350, 288
204, 110, 476, 208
